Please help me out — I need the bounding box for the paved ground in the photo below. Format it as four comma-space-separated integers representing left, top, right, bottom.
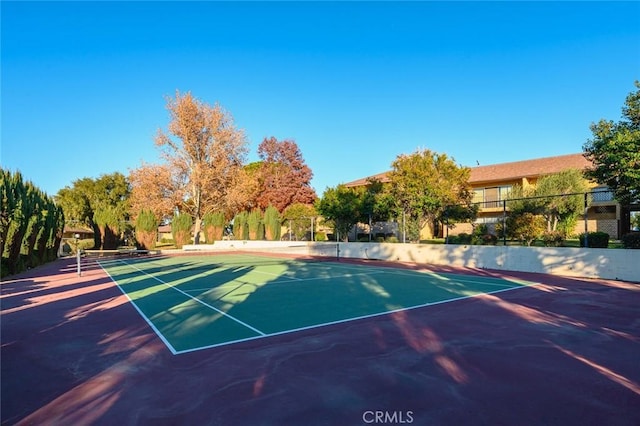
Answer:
1, 256, 639, 425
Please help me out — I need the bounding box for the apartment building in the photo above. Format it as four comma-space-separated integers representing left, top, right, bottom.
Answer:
345, 153, 628, 239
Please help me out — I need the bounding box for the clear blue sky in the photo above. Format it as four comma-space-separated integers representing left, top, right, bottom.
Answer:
2, 1, 639, 198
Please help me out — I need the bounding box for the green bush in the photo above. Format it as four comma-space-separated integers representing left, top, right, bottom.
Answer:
135, 210, 159, 250
542, 231, 565, 247
233, 211, 249, 240
247, 209, 264, 240
449, 233, 472, 244
385, 236, 400, 243
172, 213, 193, 249
314, 232, 327, 241
203, 211, 225, 242
622, 232, 640, 249
264, 206, 281, 241
579, 231, 610, 248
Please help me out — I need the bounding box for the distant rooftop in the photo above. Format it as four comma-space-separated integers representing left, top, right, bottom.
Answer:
344, 153, 590, 187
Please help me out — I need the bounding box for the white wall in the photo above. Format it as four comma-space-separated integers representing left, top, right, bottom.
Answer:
183, 241, 639, 282
338, 242, 639, 282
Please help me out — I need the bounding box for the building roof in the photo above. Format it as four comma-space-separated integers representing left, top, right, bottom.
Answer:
469, 153, 591, 185
343, 153, 591, 187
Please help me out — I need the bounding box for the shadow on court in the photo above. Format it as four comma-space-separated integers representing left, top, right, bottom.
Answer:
1, 254, 639, 425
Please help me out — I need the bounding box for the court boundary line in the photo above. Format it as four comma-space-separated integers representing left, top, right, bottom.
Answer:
175, 282, 535, 355
98, 260, 180, 355
104, 259, 267, 339
98, 256, 538, 356
181, 270, 390, 293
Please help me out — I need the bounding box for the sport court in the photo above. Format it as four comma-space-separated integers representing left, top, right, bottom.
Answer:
97, 250, 535, 355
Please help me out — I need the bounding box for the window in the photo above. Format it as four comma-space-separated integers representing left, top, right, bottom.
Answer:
474, 185, 512, 208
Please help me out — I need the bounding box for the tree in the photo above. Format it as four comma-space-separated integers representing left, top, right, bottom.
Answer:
357, 178, 396, 223
202, 211, 225, 242
135, 210, 159, 250
128, 162, 178, 224
534, 169, 589, 234
389, 149, 473, 240
154, 91, 248, 244
247, 208, 264, 240
1, 169, 64, 277
255, 137, 317, 211
583, 81, 640, 205
233, 211, 249, 240
282, 203, 317, 241
316, 185, 361, 241
55, 172, 130, 249
171, 212, 192, 249
503, 213, 546, 246
263, 205, 281, 241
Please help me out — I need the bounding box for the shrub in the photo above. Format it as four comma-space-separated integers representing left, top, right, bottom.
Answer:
621, 232, 640, 249
264, 206, 281, 241
135, 210, 159, 250
386, 236, 399, 243
579, 231, 609, 248
542, 231, 565, 247
449, 233, 472, 244
203, 211, 225, 242
233, 211, 249, 240
315, 232, 327, 241
470, 225, 497, 245
247, 209, 264, 240
506, 213, 545, 246
172, 213, 193, 249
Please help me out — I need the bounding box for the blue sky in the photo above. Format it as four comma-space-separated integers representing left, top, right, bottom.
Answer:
2, 1, 639, 198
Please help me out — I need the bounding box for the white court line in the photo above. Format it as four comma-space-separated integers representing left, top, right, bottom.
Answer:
181, 270, 390, 294
352, 267, 533, 288
97, 260, 180, 355
108, 259, 266, 337
101, 258, 537, 356
175, 282, 534, 355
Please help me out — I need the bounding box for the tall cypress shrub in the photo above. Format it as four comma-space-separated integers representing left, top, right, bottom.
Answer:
247, 209, 264, 240
203, 211, 225, 242
135, 210, 159, 250
233, 211, 249, 240
93, 207, 120, 249
172, 213, 193, 249
1, 169, 64, 276
264, 205, 281, 241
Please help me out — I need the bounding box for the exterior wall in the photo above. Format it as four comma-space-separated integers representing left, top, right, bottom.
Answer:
338, 242, 639, 282
181, 240, 639, 282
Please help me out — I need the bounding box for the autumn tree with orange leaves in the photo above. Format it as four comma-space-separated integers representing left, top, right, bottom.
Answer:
255, 137, 316, 211
131, 91, 249, 243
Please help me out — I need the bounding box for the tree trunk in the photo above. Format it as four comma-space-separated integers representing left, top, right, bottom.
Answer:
194, 216, 202, 244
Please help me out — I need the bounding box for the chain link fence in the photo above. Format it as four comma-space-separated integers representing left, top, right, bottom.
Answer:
444, 189, 626, 246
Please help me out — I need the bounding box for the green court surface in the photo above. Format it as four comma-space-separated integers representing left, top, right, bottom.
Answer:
99, 254, 534, 355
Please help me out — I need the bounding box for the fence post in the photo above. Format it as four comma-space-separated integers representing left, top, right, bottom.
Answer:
584, 193, 589, 248
502, 200, 507, 246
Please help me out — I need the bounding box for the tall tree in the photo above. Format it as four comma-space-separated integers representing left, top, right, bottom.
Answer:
315, 185, 361, 241
128, 162, 178, 224
534, 169, 589, 233
583, 81, 640, 205
154, 91, 248, 243
282, 203, 317, 241
1, 169, 64, 276
389, 149, 473, 240
256, 137, 317, 211
55, 172, 130, 249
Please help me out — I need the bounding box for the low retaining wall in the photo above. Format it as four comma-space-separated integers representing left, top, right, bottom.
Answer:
339, 242, 639, 282
183, 241, 639, 282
